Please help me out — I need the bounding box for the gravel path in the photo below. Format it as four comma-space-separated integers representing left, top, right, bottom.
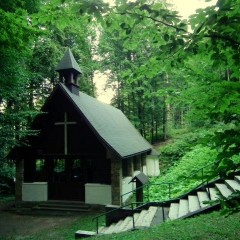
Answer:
0, 205, 79, 239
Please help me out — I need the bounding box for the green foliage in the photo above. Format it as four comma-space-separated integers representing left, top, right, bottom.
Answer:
0, 0, 239, 198
159, 131, 203, 164
147, 144, 218, 201
0, 161, 15, 179
97, 0, 185, 141
0, 0, 41, 13
0, 0, 101, 177
220, 190, 240, 216
158, 129, 216, 170
186, 0, 240, 173
0, 12, 38, 165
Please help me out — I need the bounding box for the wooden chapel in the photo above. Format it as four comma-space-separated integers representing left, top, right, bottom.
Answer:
9, 49, 158, 205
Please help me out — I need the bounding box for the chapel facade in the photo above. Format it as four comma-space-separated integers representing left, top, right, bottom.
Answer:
9, 49, 159, 205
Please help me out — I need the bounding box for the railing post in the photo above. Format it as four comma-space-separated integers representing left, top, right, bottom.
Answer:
168, 183, 171, 200
96, 217, 99, 234
161, 202, 165, 222
147, 183, 150, 202
206, 180, 211, 200
131, 203, 135, 229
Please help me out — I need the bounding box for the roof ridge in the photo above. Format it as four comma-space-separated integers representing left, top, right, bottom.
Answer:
55, 48, 82, 73
58, 83, 152, 158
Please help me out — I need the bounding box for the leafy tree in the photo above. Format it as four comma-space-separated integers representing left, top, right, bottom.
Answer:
0, 3, 40, 178
97, 0, 185, 142
0, 0, 104, 180
184, 0, 240, 173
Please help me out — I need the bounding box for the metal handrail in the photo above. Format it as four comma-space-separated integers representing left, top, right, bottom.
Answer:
93, 161, 217, 234
121, 162, 216, 203
121, 183, 149, 204
92, 202, 143, 234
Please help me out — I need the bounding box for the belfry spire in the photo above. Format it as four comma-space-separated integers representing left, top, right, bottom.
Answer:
55, 48, 82, 95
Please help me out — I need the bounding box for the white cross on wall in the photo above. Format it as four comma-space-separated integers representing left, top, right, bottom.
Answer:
54, 112, 77, 155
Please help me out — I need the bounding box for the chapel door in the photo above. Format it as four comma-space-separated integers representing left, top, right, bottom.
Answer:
48, 159, 86, 201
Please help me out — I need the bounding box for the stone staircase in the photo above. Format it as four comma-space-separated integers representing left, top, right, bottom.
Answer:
17, 200, 91, 215
98, 206, 158, 234
168, 176, 240, 220
75, 174, 240, 238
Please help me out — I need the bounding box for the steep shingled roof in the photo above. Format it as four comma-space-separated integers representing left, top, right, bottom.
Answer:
55, 48, 82, 73
58, 83, 152, 158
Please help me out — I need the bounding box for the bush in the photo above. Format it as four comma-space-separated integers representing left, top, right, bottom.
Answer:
0, 175, 15, 195
0, 160, 15, 195
0, 161, 15, 179
158, 129, 215, 171
146, 144, 218, 201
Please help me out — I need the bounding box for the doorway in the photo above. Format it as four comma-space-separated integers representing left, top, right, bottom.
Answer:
48, 158, 86, 201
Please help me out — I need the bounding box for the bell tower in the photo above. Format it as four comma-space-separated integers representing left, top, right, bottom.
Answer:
55, 48, 82, 95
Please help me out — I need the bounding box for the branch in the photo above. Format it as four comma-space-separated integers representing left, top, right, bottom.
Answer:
204, 34, 240, 46
116, 11, 240, 47
116, 11, 187, 33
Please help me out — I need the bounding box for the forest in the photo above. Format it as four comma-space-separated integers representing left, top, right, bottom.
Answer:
0, 0, 239, 194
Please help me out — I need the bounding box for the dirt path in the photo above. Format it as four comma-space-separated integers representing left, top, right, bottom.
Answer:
0, 207, 79, 239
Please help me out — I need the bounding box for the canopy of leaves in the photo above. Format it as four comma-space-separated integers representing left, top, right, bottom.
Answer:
1, 0, 239, 180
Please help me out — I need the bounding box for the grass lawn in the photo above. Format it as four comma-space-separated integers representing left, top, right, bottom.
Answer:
90, 211, 240, 240
4, 210, 239, 240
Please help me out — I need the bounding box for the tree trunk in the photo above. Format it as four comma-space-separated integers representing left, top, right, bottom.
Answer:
162, 98, 168, 141
162, 74, 171, 141
15, 158, 24, 203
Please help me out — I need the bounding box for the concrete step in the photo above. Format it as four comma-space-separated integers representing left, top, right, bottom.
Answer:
103, 223, 117, 234
32, 206, 90, 212
100, 207, 159, 235
235, 176, 240, 183
209, 187, 219, 200
151, 207, 170, 225
168, 203, 179, 220
98, 226, 107, 234
178, 199, 189, 218
98, 226, 108, 234
75, 230, 96, 238
133, 212, 140, 223
99, 227, 108, 234
118, 216, 133, 232
109, 220, 124, 233
93, 174, 240, 237
142, 206, 158, 227
215, 183, 233, 198
113, 216, 131, 233
225, 180, 240, 192
43, 200, 86, 206
39, 203, 89, 209
135, 209, 148, 227
32, 201, 91, 213
188, 195, 200, 212
197, 191, 210, 208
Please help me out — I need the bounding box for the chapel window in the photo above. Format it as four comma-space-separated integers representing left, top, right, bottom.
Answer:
71, 159, 83, 182
36, 159, 45, 171
53, 159, 66, 182
35, 159, 47, 181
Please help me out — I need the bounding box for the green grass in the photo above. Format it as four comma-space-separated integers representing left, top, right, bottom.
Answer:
0, 195, 14, 209
90, 211, 240, 240
4, 210, 240, 240
1, 211, 102, 240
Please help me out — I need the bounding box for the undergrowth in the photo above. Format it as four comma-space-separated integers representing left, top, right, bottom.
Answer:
146, 144, 218, 201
